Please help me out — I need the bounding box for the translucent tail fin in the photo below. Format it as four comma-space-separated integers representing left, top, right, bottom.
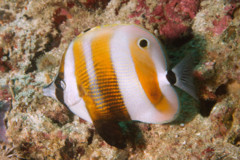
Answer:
172, 55, 198, 100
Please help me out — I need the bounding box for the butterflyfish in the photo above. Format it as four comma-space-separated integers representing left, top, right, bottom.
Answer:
43, 24, 197, 148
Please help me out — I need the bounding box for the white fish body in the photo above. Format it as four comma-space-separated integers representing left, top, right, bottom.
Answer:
43, 24, 196, 148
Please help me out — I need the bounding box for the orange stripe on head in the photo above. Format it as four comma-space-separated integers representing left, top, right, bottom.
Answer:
90, 30, 130, 121
130, 39, 173, 113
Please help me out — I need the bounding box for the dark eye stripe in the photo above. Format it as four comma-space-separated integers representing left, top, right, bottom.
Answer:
54, 76, 66, 106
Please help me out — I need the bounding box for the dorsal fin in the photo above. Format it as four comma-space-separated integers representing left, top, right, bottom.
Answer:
171, 55, 198, 100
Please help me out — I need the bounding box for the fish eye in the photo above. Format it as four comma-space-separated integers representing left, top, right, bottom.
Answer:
60, 80, 66, 90
138, 38, 149, 48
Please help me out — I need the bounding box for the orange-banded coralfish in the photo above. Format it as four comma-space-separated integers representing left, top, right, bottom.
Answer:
43, 24, 197, 148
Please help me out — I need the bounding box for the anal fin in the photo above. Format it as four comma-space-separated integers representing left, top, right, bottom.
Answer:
94, 120, 127, 149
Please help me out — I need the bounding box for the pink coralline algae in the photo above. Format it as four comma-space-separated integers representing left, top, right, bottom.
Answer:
129, 0, 200, 39
210, 15, 232, 35
201, 147, 215, 159
208, 4, 238, 35
53, 8, 73, 28
0, 86, 11, 102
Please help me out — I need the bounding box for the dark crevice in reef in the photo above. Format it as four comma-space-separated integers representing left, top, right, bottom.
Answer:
228, 133, 240, 147
87, 128, 95, 145
44, 106, 75, 127
19, 142, 33, 158
60, 138, 85, 159
171, 31, 194, 47
25, 32, 62, 74
215, 83, 228, 96
199, 99, 216, 117
25, 6, 69, 74
44, 33, 62, 52
60, 139, 75, 159
115, 0, 130, 15
23, 14, 33, 20
199, 81, 230, 117
0, 48, 12, 72
25, 51, 44, 74
233, 135, 240, 147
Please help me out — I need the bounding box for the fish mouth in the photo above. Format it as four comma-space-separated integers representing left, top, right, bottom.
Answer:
42, 82, 52, 96
42, 86, 49, 96
42, 81, 57, 100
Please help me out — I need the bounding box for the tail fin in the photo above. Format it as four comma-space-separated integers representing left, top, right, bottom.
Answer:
172, 55, 198, 100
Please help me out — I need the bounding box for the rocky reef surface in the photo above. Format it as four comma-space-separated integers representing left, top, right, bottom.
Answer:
0, 0, 239, 159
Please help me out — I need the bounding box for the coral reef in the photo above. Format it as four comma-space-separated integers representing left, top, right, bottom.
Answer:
0, 0, 239, 159
129, 0, 200, 40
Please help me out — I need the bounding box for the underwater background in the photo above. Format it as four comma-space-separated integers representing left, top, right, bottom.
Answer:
0, 0, 239, 159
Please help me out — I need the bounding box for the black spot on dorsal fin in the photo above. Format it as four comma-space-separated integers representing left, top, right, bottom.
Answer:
166, 70, 176, 85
